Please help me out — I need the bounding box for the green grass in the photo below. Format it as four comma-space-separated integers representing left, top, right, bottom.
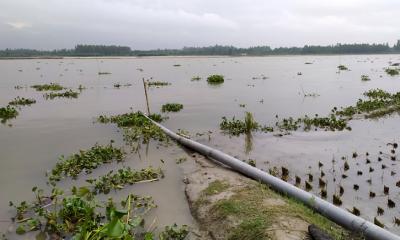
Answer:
203, 180, 230, 196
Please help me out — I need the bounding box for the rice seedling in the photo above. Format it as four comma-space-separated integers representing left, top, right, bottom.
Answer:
320, 189, 327, 198
220, 112, 259, 136
161, 103, 183, 112
370, 191, 376, 198
48, 142, 124, 184
395, 217, 400, 226
44, 90, 79, 99
207, 74, 224, 84
377, 207, 384, 215
0, 105, 18, 123
31, 83, 64, 91
318, 178, 326, 188
295, 176, 301, 185
173, 64, 181, 67
388, 199, 396, 208
8, 97, 36, 106
305, 181, 312, 191
87, 167, 164, 194
352, 207, 360, 216
353, 184, 359, 190
98, 71, 111, 75
384, 186, 389, 195
333, 195, 342, 206
176, 157, 187, 164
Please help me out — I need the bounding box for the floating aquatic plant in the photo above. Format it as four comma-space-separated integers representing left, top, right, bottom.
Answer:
44, 90, 79, 99
98, 71, 111, 75
0, 105, 18, 123
48, 142, 124, 184
207, 74, 224, 84
9, 97, 36, 106
161, 103, 183, 113
361, 75, 371, 81
147, 81, 170, 87
385, 68, 399, 76
87, 167, 164, 194
191, 76, 201, 81
337, 65, 349, 71
220, 112, 259, 136
31, 83, 64, 91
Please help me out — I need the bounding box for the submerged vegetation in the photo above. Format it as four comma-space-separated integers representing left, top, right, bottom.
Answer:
31, 83, 64, 91
161, 103, 183, 113
337, 65, 349, 71
207, 74, 224, 84
44, 90, 79, 99
147, 81, 170, 87
361, 75, 370, 81
8, 97, 36, 106
97, 111, 167, 145
191, 76, 201, 81
385, 68, 399, 76
0, 105, 18, 123
220, 112, 260, 136
48, 143, 124, 184
87, 167, 164, 194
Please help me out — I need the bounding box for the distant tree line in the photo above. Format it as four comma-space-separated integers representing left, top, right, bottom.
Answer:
1, 41, 400, 58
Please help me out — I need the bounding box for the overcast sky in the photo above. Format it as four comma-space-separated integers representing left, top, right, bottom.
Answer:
0, 0, 399, 50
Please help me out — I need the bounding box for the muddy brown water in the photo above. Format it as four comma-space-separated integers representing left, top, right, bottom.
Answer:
1, 55, 400, 236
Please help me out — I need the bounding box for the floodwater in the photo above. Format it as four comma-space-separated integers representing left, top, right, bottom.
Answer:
1, 55, 400, 236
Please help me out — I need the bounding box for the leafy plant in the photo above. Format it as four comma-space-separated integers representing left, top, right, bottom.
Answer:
86, 167, 164, 194
48, 142, 124, 184
161, 103, 183, 113
31, 83, 64, 91
8, 97, 36, 106
44, 90, 79, 99
361, 75, 370, 81
207, 75, 224, 84
0, 105, 18, 123
159, 223, 189, 240
385, 68, 399, 76
337, 65, 348, 71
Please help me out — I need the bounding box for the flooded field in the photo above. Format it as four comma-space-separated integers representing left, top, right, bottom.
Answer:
1, 55, 400, 236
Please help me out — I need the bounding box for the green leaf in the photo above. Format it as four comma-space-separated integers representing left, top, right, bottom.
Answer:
144, 232, 154, 240
16, 225, 26, 235
105, 219, 125, 238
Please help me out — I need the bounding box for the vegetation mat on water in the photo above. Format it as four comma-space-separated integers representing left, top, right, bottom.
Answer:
87, 167, 164, 194
44, 90, 79, 99
9, 186, 188, 240
147, 81, 170, 87
207, 75, 224, 84
0, 105, 18, 123
161, 103, 183, 113
31, 83, 64, 91
8, 97, 36, 106
97, 112, 168, 148
48, 142, 124, 184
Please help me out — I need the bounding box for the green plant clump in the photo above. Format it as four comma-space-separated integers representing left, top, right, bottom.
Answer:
207, 75, 224, 84
337, 65, 348, 71
191, 76, 201, 81
97, 111, 168, 145
161, 103, 183, 113
48, 143, 124, 184
147, 81, 170, 87
31, 83, 64, 91
385, 68, 399, 76
9, 97, 36, 106
0, 105, 18, 123
361, 75, 370, 81
87, 167, 164, 194
44, 90, 79, 99
220, 112, 259, 136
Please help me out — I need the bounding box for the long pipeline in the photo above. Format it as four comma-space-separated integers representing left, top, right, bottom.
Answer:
144, 115, 400, 240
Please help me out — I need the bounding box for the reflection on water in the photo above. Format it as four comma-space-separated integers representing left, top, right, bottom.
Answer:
1, 55, 400, 234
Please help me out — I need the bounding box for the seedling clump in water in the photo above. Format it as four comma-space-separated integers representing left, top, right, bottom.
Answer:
48, 142, 124, 184
385, 68, 399, 76
31, 83, 64, 91
147, 81, 170, 87
9, 97, 36, 106
220, 112, 259, 136
207, 74, 224, 84
161, 103, 183, 112
191, 76, 201, 81
87, 167, 164, 194
337, 65, 349, 71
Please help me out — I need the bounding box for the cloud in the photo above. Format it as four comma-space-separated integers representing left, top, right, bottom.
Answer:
0, 0, 399, 49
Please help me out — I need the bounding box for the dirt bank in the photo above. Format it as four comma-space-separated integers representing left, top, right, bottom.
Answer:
183, 152, 362, 240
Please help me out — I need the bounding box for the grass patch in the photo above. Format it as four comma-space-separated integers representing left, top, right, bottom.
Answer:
207, 75, 224, 84
9, 97, 36, 106
204, 182, 355, 240
31, 83, 64, 91
161, 103, 183, 112
203, 180, 230, 196
385, 68, 399, 76
44, 90, 79, 99
0, 105, 18, 123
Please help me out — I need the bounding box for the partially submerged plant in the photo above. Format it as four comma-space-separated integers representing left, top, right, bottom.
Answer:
44, 90, 79, 99
0, 105, 18, 123
147, 81, 170, 87
87, 167, 164, 194
98, 71, 111, 75
337, 65, 349, 71
220, 112, 259, 136
161, 103, 183, 113
207, 74, 224, 84
191, 76, 201, 81
31, 83, 64, 91
361, 75, 371, 81
48, 142, 124, 184
8, 97, 36, 106
385, 68, 399, 76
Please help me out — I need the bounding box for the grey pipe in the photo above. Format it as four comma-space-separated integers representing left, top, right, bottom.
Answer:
144, 115, 400, 240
